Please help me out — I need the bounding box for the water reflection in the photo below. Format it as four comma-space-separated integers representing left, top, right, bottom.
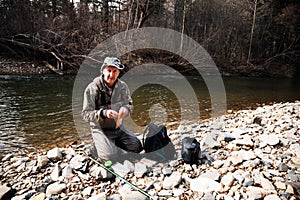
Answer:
0, 75, 79, 153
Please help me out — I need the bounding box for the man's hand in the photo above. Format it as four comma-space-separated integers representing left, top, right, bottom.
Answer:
116, 107, 129, 128
106, 109, 119, 119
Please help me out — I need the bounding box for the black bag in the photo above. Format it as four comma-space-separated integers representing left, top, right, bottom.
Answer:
143, 123, 176, 162
181, 137, 201, 164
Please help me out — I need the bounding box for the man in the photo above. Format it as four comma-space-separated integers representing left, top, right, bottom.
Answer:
82, 57, 143, 162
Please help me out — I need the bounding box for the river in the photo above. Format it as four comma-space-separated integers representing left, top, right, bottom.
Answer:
0, 75, 299, 154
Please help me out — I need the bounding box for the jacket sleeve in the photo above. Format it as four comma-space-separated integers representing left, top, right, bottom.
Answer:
81, 84, 105, 122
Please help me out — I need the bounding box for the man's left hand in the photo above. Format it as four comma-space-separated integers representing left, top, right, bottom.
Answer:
116, 107, 128, 128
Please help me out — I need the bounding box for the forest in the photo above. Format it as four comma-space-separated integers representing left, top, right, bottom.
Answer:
0, 0, 299, 77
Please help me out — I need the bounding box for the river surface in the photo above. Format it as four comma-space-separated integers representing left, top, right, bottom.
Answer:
0, 75, 299, 154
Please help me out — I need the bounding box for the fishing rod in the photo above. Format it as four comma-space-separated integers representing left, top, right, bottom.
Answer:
82, 152, 151, 199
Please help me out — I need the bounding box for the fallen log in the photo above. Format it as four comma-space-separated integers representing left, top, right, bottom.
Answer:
43, 61, 63, 75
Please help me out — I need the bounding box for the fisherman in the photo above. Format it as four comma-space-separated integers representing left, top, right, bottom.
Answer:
82, 57, 143, 162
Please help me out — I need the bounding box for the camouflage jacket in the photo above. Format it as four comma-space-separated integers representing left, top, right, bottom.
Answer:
82, 75, 133, 129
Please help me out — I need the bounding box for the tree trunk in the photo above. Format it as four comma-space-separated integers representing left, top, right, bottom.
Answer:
102, 0, 109, 33
247, 0, 257, 65
174, 0, 184, 32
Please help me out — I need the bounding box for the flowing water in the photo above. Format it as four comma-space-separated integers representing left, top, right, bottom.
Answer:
0, 75, 299, 153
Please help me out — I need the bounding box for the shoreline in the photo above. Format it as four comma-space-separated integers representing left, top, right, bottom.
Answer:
0, 101, 299, 199
0, 56, 297, 78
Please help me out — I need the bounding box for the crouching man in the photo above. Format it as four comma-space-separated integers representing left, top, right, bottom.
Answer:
82, 57, 143, 162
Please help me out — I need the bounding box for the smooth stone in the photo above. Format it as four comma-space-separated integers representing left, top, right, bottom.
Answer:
221, 172, 235, 188
260, 176, 275, 191
289, 143, 300, 158
163, 172, 182, 189
87, 192, 106, 200
134, 162, 147, 178
2, 154, 14, 162
50, 163, 61, 181
184, 175, 223, 193
62, 165, 74, 179
199, 168, 221, 181
140, 158, 157, 167
37, 155, 49, 168
157, 190, 173, 197
246, 186, 263, 199
233, 135, 254, 146
259, 134, 280, 146
29, 193, 46, 200
45, 182, 66, 197
70, 154, 86, 170
123, 160, 135, 172
274, 181, 286, 190
212, 160, 224, 169
118, 185, 149, 200
264, 194, 281, 200
111, 162, 130, 177
46, 147, 62, 161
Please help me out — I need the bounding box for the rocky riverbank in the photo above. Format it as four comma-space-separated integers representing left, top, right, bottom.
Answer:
0, 55, 298, 78
0, 101, 299, 200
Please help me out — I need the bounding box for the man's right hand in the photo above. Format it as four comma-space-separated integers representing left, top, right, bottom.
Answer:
105, 109, 119, 119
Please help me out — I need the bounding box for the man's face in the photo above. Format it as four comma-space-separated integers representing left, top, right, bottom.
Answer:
102, 66, 120, 87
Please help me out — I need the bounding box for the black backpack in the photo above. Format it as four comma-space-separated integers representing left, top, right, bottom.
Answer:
143, 123, 177, 162
181, 137, 201, 164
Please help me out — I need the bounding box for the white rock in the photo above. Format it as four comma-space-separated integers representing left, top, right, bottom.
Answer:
50, 163, 61, 181
212, 160, 224, 169
184, 175, 223, 193
87, 192, 106, 200
229, 151, 244, 165
37, 155, 48, 168
221, 172, 235, 188
46, 182, 66, 197
259, 134, 280, 146
46, 147, 62, 161
233, 135, 254, 146
70, 154, 86, 170
134, 162, 147, 178
119, 185, 149, 200
163, 172, 182, 189
82, 186, 94, 196
274, 181, 286, 190
29, 193, 46, 200
289, 143, 300, 158
199, 168, 220, 181
246, 186, 263, 199
123, 160, 135, 172
62, 165, 74, 179
111, 162, 131, 177
224, 195, 235, 200
173, 189, 184, 197
260, 176, 275, 191
264, 194, 281, 200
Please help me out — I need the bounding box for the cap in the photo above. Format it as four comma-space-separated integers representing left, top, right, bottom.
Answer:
101, 57, 124, 71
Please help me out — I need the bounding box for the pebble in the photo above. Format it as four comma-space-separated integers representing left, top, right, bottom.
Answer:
0, 101, 299, 199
